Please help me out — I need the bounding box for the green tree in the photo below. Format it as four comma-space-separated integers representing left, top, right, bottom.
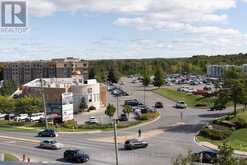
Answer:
88, 68, 96, 79
153, 65, 164, 88
214, 143, 237, 165
105, 104, 116, 119
123, 105, 133, 119
107, 67, 120, 84
142, 71, 150, 87
15, 96, 42, 116
0, 96, 15, 114
0, 80, 17, 96
0, 64, 3, 81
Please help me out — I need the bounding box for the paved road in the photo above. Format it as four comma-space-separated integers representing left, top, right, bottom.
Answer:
0, 77, 232, 165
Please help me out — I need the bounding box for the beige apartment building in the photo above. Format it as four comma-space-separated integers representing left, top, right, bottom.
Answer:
3, 57, 88, 85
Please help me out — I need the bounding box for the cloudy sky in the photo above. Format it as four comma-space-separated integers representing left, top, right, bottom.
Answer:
0, 0, 247, 61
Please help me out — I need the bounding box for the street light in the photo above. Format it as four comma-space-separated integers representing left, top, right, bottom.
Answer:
40, 78, 48, 129
113, 119, 119, 165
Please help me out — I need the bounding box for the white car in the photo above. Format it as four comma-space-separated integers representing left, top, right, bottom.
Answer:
14, 114, 29, 122
39, 140, 63, 150
176, 101, 187, 109
88, 116, 98, 124
0, 113, 7, 119
30, 113, 44, 122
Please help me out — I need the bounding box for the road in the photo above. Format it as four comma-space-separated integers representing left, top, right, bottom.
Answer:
0, 77, 232, 165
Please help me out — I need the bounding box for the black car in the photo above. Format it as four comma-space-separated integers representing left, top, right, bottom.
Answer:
125, 99, 139, 107
4, 114, 16, 120
119, 113, 128, 121
64, 150, 89, 163
124, 139, 148, 150
38, 129, 58, 137
192, 151, 217, 163
210, 104, 226, 111
155, 102, 163, 108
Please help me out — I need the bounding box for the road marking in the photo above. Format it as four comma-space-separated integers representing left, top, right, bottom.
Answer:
89, 129, 164, 143
0, 135, 40, 144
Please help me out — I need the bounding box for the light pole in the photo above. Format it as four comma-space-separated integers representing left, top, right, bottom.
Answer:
40, 78, 48, 129
113, 119, 119, 165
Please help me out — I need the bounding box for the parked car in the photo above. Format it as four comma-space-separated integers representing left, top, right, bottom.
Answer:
210, 104, 226, 111
38, 129, 58, 137
88, 116, 98, 124
64, 149, 90, 163
119, 113, 128, 121
155, 102, 163, 108
4, 114, 16, 120
0, 113, 7, 119
125, 99, 139, 107
39, 139, 63, 150
192, 151, 217, 163
175, 101, 187, 109
14, 114, 29, 122
124, 139, 148, 150
29, 113, 44, 122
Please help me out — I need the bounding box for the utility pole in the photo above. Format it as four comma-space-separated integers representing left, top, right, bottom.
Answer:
113, 119, 119, 165
40, 78, 48, 129
116, 95, 119, 119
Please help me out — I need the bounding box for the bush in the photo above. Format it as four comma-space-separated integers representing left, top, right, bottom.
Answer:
195, 103, 207, 107
88, 106, 96, 111
231, 118, 247, 129
63, 120, 77, 129
138, 112, 159, 121
199, 128, 232, 140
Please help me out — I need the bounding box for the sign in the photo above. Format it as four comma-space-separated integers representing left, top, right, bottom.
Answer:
62, 92, 74, 122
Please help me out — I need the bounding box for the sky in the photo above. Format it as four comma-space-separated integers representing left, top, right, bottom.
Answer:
0, 0, 247, 61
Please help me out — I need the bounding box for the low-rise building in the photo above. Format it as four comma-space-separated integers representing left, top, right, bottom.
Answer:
21, 71, 107, 117
207, 64, 242, 78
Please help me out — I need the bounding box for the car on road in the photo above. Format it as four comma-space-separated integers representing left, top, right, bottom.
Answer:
14, 114, 29, 122
64, 149, 90, 163
38, 129, 58, 137
192, 150, 217, 163
155, 102, 163, 108
39, 139, 63, 150
88, 116, 98, 124
209, 104, 226, 111
119, 113, 128, 121
124, 139, 148, 150
175, 101, 187, 109
125, 99, 139, 107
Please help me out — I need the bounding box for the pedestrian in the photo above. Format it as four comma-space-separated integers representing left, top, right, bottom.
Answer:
138, 129, 142, 138
27, 157, 30, 162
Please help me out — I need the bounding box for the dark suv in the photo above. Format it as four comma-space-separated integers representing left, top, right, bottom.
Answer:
124, 139, 148, 150
38, 129, 58, 137
64, 150, 89, 163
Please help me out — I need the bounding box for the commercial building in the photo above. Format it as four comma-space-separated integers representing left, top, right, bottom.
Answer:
3, 57, 88, 85
207, 64, 241, 78
21, 71, 107, 119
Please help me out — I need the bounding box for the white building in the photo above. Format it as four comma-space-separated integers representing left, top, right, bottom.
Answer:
207, 65, 237, 78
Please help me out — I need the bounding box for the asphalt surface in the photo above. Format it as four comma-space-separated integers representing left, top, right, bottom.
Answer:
0, 77, 233, 165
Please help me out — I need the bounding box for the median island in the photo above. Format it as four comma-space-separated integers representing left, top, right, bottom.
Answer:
196, 110, 247, 152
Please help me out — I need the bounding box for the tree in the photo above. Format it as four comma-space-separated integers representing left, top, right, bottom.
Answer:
107, 67, 119, 84
215, 143, 237, 165
142, 71, 150, 87
105, 104, 116, 119
15, 96, 42, 116
123, 105, 133, 119
0, 80, 17, 96
88, 68, 96, 79
173, 151, 195, 165
153, 65, 164, 88
0, 64, 3, 81
0, 96, 15, 114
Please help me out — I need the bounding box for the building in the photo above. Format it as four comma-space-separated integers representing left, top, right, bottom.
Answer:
21, 71, 107, 117
3, 57, 88, 85
207, 64, 238, 78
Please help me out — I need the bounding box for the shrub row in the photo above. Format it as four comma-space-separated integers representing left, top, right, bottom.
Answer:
199, 128, 232, 140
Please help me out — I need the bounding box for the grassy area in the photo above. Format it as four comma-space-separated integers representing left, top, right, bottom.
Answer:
154, 88, 215, 108
4, 153, 19, 161
197, 111, 247, 151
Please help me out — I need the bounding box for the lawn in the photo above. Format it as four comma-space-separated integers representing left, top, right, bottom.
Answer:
197, 111, 247, 151
4, 153, 19, 161
154, 88, 215, 108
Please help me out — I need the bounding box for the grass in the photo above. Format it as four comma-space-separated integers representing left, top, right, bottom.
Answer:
154, 88, 215, 108
197, 111, 247, 152
4, 153, 19, 161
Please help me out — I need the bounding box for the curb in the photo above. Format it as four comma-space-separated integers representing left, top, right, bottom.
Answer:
193, 135, 247, 157
59, 130, 102, 134
0, 135, 40, 144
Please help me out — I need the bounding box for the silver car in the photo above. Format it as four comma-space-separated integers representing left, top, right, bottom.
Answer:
39, 140, 63, 150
